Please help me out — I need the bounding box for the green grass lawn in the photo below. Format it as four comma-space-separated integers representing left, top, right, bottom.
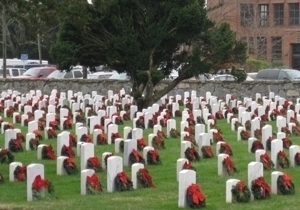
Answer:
0, 110, 299, 210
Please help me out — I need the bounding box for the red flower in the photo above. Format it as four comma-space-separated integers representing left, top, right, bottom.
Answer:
186, 184, 205, 206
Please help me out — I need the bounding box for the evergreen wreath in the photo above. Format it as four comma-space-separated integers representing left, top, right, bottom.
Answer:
231, 181, 251, 203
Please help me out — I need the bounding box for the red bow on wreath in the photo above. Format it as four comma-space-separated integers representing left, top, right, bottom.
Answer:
117, 172, 129, 184
281, 173, 293, 187
32, 175, 48, 190
131, 149, 142, 162
88, 157, 100, 167
138, 168, 155, 187
254, 177, 271, 196
187, 184, 205, 205
86, 174, 101, 191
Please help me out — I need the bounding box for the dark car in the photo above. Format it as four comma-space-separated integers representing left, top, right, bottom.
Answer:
256, 69, 300, 81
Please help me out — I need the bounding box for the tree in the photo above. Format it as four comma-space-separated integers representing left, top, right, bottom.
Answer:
50, 0, 247, 109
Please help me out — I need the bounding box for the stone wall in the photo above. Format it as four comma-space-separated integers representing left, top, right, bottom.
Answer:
1, 79, 299, 100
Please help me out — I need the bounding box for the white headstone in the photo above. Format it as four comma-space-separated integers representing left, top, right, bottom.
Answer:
124, 139, 138, 166
80, 143, 95, 171
107, 156, 123, 193
131, 163, 145, 189
80, 169, 95, 195
27, 163, 44, 201
178, 170, 196, 208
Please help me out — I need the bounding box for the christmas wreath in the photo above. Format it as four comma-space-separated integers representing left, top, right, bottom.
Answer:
129, 149, 145, 165
186, 183, 206, 208
86, 173, 102, 194
234, 121, 242, 131
115, 171, 134, 191
152, 136, 165, 150
184, 126, 194, 136
136, 116, 145, 129
282, 138, 292, 149
170, 128, 180, 138
148, 117, 157, 128
251, 140, 264, 153
94, 124, 104, 132
175, 110, 182, 117
63, 118, 72, 130
245, 120, 251, 131
240, 130, 250, 140
277, 150, 290, 168
76, 114, 85, 123
63, 158, 78, 175
119, 140, 124, 153
277, 173, 295, 195
87, 157, 102, 172
294, 152, 300, 166
15, 114, 21, 123
266, 136, 275, 151
201, 146, 214, 158
251, 176, 271, 200
88, 109, 97, 117
3, 123, 14, 131
184, 134, 197, 147
157, 130, 167, 139
160, 118, 168, 127
222, 156, 237, 175
32, 175, 55, 200
80, 134, 92, 143
9, 139, 23, 152
213, 132, 224, 143
61, 144, 75, 158
137, 168, 155, 188
231, 181, 251, 203
147, 150, 162, 165
49, 120, 59, 130
0, 149, 14, 164
104, 153, 114, 168
111, 132, 121, 144
114, 115, 124, 125
122, 112, 130, 121
33, 130, 43, 140
16, 132, 25, 142
260, 153, 274, 170
219, 143, 233, 156
137, 138, 147, 151
215, 111, 224, 119
270, 111, 277, 121
47, 128, 57, 139
14, 165, 27, 182
97, 133, 107, 145
69, 134, 77, 147
42, 145, 56, 160
182, 161, 196, 171
196, 116, 205, 124
281, 127, 291, 136
292, 125, 300, 136
185, 147, 200, 162
254, 129, 262, 139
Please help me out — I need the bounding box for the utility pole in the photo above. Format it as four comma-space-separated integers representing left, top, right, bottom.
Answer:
2, 4, 7, 78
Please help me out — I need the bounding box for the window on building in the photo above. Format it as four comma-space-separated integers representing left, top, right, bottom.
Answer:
257, 37, 267, 60
259, 4, 269, 26
272, 37, 282, 63
289, 3, 300, 25
240, 4, 254, 26
248, 37, 254, 54
274, 4, 284, 26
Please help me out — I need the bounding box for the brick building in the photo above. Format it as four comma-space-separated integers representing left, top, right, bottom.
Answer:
207, 0, 300, 70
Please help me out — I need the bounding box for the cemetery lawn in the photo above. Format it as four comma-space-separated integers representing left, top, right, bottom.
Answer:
0, 117, 299, 210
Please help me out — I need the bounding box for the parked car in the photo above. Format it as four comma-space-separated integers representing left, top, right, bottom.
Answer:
15, 66, 57, 79
87, 71, 115, 79
256, 69, 300, 81
209, 74, 254, 81
0, 68, 26, 78
47, 69, 91, 79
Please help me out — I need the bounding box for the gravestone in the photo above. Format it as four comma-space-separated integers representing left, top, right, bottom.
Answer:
181, 141, 192, 158
167, 119, 176, 138
247, 162, 263, 188
93, 129, 102, 145
107, 156, 123, 192
226, 179, 240, 203
123, 126, 132, 140
131, 163, 145, 189
80, 169, 95, 195
271, 139, 283, 169
178, 170, 196, 208
115, 138, 124, 153
4, 129, 16, 149
198, 133, 210, 157
9, 162, 22, 182
218, 154, 229, 176
271, 171, 284, 194
28, 121, 38, 133
143, 146, 154, 164
57, 156, 68, 175
80, 143, 95, 171
76, 126, 88, 143
248, 137, 257, 153
262, 125, 272, 149
57, 132, 70, 156
124, 140, 137, 166
107, 124, 118, 145
289, 145, 300, 167
25, 133, 35, 151
132, 128, 143, 141
176, 158, 189, 181
27, 163, 44, 201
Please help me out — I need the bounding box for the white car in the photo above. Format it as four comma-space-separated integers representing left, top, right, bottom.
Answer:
87, 71, 115, 79
47, 69, 90, 79
109, 72, 129, 80
0, 68, 26, 78
209, 74, 254, 81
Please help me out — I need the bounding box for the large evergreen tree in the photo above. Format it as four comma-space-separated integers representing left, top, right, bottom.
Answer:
50, 0, 247, 108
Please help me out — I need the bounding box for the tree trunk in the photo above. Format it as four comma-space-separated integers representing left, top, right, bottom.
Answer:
82, 66, 87, 79
2, 5, 7, 78
37, 33, 42, 64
